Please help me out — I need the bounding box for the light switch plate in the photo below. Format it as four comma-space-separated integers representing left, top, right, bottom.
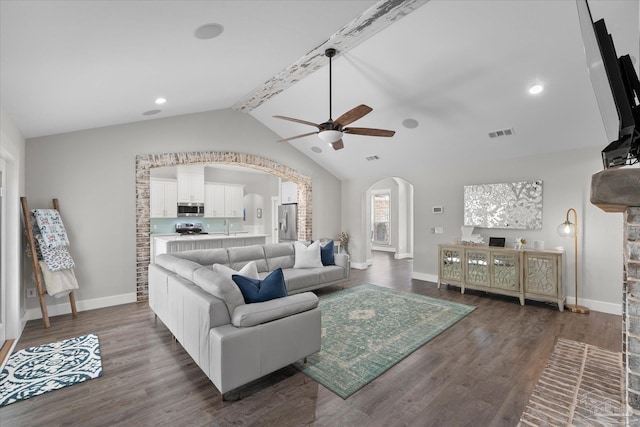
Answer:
433, 206, 443, 214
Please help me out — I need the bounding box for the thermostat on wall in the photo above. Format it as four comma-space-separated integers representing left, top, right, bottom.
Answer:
432, 206, 443, 214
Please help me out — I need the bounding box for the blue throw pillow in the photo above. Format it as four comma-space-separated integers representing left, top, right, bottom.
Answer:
312, 240, 335, 266
232, 268, 288, 304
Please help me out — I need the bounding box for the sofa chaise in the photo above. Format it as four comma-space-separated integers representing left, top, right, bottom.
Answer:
148, 241, 350, 398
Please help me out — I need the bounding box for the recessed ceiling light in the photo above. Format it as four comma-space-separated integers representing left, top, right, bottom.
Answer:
402, 118, 419, 129
529, 84, 544, 95
155, 97, 167, 105
194, 23, 224, 40
311, 146, 322, 153
142, 109, 162, 116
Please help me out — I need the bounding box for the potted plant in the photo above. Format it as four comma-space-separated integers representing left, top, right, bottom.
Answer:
338, 231, 350, 255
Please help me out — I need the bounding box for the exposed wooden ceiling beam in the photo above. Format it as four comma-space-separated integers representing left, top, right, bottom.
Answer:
232, 0, 430, 112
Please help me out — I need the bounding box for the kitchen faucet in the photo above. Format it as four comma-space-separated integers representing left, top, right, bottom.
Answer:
224, 219, 230, 235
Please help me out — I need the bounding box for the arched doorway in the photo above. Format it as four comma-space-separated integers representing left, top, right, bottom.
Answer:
135, 151, 312, 300
364, 177, 414, 265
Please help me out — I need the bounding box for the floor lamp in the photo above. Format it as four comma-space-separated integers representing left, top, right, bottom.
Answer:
557, 208, 589, 314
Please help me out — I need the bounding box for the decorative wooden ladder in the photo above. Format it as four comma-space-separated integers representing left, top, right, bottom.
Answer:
20, 197, 78, 328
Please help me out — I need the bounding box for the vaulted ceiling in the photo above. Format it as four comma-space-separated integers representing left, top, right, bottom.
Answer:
1, 1, 638, 180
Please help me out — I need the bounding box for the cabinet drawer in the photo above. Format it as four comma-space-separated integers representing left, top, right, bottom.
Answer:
524, 255, 559, 297
465, 250, 490, 287
440, 247, 463, 283
491, 252, 520, 290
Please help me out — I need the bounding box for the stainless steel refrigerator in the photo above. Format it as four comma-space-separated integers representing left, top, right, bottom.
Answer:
278, 203, 298, 241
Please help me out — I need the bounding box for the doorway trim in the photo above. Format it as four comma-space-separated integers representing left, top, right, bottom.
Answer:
0, 158, 6, 348
271, 196, 280, 244
135, 151, 312, 301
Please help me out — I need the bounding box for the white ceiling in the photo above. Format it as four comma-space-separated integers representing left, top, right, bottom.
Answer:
1, 0, 638, 180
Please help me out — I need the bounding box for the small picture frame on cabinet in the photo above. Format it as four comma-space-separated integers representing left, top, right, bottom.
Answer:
489, 237, 506, 247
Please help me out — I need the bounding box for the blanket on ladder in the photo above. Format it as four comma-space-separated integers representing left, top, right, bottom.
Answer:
30, 209, 77, 296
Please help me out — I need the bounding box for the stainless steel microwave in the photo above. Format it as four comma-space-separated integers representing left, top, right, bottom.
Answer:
177, 202, 204, 217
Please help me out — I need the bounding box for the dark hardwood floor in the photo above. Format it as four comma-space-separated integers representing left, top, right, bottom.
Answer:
0, 252, 621, 426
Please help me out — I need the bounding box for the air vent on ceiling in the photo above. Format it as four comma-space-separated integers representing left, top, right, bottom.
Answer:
488, 128, 514, 138
366, 155, 380, 161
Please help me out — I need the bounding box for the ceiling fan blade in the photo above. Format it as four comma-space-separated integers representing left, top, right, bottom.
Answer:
277, 131, 318, 142
273, 115, 320, 128
344, 127, 396, 137
331, 139, 345, 150
335, 104, 372, 127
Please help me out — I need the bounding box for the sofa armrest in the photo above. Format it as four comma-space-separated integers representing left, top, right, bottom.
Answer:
334, 253, 350, 275
155, 254, 203, 282
155, 253, 182, 272
231, 292, 319, 327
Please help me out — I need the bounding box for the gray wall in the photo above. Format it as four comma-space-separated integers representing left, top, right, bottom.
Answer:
343, 146, 623, 313
24, 108, 342, 315
16, 105, 629, 318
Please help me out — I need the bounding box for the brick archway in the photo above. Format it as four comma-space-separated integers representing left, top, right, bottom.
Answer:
135, 151, 312, 301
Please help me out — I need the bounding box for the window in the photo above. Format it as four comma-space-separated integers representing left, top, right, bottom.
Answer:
371, 191, 390, 245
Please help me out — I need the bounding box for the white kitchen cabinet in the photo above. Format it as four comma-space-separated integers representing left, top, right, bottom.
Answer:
281, 181, 298, 204
150, 178, 177, 218
204, 183, 226, 217
224, 184, 244, 217
204, 183, 244, 218
177, 165, 205, 203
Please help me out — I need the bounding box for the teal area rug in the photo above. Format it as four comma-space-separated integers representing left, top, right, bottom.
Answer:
295, 284, 475, 399
0, 334, 103, 407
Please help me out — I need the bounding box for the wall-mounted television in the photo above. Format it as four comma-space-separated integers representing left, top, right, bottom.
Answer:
576, 0, 640, 168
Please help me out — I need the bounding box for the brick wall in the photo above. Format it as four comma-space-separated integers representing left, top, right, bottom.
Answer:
135, 151, 313, 301
590, 168, 640, 418
626, 206, 640, 411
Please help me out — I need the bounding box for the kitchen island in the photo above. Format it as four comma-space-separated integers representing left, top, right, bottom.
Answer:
152, 233, 270, 262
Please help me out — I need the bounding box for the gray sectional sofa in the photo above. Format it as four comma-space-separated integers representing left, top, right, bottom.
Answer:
148, 241, 350, 398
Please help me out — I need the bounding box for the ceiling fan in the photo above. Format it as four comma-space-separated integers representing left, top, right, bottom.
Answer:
274, 48, 395, 150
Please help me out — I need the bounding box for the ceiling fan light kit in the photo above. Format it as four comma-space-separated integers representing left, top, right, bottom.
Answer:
274, 48, 395, 150
318, 129, 343, 144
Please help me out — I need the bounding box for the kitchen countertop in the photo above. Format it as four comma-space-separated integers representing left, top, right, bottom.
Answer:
153, 233, 270, 242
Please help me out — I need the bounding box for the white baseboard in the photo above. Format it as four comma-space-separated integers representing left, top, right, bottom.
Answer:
564, 296, 621, 315
394, 252, 413, 259
412, 272, 438, 283
372, 246, 396, 253
410, 272, 621, 315
351, 262, 369, 270
25, 293, 137, 321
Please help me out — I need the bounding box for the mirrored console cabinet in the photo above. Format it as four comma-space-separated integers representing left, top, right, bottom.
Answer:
438, 244, 565, 311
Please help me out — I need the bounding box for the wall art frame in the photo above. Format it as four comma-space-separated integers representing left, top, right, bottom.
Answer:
463, 180, 543, 230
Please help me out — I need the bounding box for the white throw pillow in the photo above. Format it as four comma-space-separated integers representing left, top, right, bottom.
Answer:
212, 261, 259, 280
293, 241, 323, 269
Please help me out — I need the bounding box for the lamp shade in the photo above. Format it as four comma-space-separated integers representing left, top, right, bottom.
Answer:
318, 130, 342, 143
557, 221, 575, 237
